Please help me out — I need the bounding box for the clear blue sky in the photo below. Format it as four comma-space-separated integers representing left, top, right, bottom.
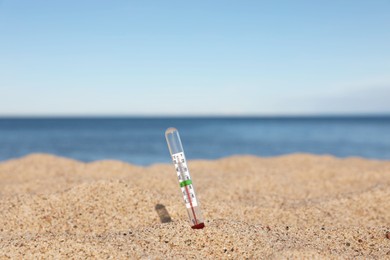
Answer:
0, 0, 389, 116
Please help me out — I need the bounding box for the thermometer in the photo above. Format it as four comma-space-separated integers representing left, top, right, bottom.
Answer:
165, 127, 205, 229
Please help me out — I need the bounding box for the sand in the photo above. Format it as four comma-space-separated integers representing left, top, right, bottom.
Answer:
0, 153, 389, 259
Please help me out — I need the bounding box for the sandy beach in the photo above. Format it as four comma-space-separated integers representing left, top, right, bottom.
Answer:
0, 153, 389, 259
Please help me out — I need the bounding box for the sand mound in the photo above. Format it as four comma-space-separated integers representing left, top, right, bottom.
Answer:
1, 154, 389, 258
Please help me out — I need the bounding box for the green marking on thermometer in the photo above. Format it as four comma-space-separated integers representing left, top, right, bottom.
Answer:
180, 179, 192, 187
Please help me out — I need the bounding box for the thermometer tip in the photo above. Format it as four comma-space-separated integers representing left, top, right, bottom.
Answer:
165, 127, 178, 136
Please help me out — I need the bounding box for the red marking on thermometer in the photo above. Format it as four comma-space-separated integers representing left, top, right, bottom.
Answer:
165, 128, 205, 229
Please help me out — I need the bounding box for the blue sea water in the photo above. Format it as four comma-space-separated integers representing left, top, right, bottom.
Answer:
0, 117, 389, 165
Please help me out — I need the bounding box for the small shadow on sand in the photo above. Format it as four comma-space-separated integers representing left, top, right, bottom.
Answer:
155, 204, 172, 223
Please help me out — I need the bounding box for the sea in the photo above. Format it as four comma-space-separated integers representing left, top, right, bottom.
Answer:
0, 116, 389, 165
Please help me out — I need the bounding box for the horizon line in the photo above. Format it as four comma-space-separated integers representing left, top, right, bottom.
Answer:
0, 113, 389, 119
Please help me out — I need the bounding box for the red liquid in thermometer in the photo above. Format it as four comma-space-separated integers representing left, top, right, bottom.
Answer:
165, 128, 205, 229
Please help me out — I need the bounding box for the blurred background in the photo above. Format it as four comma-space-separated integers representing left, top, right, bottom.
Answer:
0, 1, 389, 165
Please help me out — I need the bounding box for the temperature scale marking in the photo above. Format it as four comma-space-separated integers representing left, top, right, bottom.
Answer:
172, 152, 198, 209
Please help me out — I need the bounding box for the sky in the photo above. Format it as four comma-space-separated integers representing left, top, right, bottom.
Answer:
0, 0, 389, 116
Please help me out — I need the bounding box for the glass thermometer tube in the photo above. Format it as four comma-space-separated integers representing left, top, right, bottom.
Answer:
165, 127, 205, 229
